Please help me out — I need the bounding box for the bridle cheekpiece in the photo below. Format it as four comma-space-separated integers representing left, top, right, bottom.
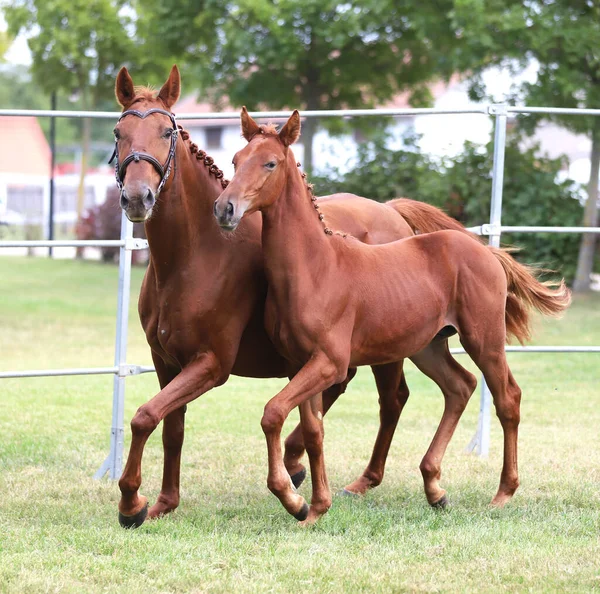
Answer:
109, 108, 179, 195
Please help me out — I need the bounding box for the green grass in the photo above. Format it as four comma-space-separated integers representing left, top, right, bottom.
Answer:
1, 256, 599, 593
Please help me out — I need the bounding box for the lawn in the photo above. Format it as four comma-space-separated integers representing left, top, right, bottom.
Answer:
0, 256, 599, 593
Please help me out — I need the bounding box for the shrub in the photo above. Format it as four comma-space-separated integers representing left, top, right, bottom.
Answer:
76, 187, 147, 264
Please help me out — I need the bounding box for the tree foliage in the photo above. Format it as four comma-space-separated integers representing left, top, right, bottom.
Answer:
138, 0, 462, 173
0, 29, 10, 60
312, 134, 585, 283
450, 0, 600, 290
3, 0, 137, 106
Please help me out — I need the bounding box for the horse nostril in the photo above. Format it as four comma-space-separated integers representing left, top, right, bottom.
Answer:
142, 189, 155, 209
226, 202, 234, 216
120, 192, 129, 209
213, 200, 219, 217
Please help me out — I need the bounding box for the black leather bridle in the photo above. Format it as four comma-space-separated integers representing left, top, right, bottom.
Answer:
109, 108, 179, 195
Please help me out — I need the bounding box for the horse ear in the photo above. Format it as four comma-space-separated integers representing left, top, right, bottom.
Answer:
115, 67, 135, 108
157, 65, 181, 109
241, 106, 261, 141
279, 110, 301, 147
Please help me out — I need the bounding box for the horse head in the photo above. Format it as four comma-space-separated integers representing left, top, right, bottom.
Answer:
113, 65, 181, 222
214, 107, 301, 231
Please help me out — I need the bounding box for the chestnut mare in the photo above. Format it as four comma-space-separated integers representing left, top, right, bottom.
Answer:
214, 109, 571, 524
112, 66, 480, 527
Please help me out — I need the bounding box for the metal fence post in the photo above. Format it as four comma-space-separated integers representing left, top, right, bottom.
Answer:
95, 211, 133, 479
466, 104, 508, 457
48, 92, 57, 258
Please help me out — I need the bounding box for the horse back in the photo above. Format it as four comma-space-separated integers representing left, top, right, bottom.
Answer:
319, 193, 414, 244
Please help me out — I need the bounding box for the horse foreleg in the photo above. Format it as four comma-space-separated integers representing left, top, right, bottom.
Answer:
118, 352, 223, 528
261, 354, 344, 522
147, 406, 186, 520
283, 368, 357, 488
343, 361, 409, 495
298, 392, 331, 525
143, 353, 185, 520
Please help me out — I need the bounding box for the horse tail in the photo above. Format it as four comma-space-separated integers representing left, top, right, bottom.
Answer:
386, 198, 483, 241
388, 198, 572, 342
489, 247, 572, 344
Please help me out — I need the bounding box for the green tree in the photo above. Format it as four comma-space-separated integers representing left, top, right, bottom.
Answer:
2, 0, 138, 221
138, 0, 461, 175
451, 0, 600, 291
0, 29, 10, 60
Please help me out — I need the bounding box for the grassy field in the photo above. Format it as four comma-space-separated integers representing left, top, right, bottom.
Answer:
0, 256, 599, 593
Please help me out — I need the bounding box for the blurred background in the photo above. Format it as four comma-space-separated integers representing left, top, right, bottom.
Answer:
0, 0, 598, 290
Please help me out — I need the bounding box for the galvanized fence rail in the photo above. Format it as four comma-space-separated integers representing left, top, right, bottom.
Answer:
1, 104, 599, 478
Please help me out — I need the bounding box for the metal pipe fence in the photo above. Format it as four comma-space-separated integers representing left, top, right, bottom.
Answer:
1, 103, 598, 476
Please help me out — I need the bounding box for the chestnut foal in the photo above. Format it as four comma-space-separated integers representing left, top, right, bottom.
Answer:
214, 109, 571, 524
113, 66, 480, 527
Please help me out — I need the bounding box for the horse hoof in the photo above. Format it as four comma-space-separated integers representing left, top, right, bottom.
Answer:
118, 502, 149, 529
293, 502, 310, 522
290, 468, 307, 489
431, 494, 449, 509
336, 488, 359, 497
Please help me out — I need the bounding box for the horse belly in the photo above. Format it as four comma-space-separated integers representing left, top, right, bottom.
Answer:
349, 268, 450, 365
350, 317, 443, 366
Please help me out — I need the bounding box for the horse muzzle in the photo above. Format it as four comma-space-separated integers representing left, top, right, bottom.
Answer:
120, 185, 156, 222
213, 198, 241, 231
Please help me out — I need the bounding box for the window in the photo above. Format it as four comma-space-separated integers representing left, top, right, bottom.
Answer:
205, 127, 223, 149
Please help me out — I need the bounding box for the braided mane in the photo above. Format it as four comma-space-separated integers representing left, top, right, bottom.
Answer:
178, 126, 229, 189
294, 162, 347, 239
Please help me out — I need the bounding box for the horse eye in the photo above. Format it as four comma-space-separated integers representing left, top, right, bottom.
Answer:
265, 161, 277, 170
113, 129, 121, 140
162, 128, 174, 139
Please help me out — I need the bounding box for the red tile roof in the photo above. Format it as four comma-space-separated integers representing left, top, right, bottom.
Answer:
0, 117, 51, 176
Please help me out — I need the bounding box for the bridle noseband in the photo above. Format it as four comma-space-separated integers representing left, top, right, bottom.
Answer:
109, 108, 179, 195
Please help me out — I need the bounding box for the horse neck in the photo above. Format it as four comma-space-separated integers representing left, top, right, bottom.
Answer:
144, 139, 224, 275
261, 153, 335, 293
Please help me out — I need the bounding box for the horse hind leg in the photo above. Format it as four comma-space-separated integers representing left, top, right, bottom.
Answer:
342, 361, 409, 495
490, 368, 521, 507
459, 329, 522, 507
410, 340, 478, 508
283, 368, 357, 488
